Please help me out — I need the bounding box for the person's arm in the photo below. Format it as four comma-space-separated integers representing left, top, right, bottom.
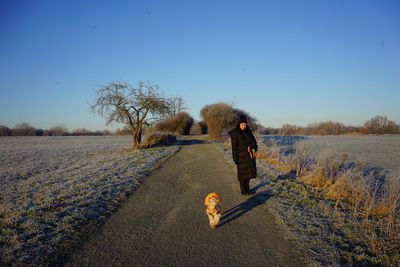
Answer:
230, 132, 238, 164
249, 129, 258, 151
250, 130, 258, 158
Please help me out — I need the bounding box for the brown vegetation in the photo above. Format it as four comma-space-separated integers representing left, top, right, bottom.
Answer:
257, 139, 400, 265
152, 112, 194, 135
139, 132, 177, 148
11, 122, 36, 136
200, 102, 257, 140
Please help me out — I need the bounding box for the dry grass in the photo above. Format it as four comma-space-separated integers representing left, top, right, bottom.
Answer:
301, 159, 400, 266
255, 137, 281, 165
213, 138, 395, 265
254, 137, 400, 265
298, 149, 348, 188
374, 170, 400, 217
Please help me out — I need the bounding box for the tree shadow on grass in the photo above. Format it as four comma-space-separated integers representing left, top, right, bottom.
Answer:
217, 190, 272, 228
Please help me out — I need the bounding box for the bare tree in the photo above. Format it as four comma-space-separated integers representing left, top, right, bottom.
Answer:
167, 96, 186, 116
364, 115, 399, 134
90, 81, 171, 149
12, 122, 35, 136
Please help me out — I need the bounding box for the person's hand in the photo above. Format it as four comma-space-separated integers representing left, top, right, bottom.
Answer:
253, 152, 257, 158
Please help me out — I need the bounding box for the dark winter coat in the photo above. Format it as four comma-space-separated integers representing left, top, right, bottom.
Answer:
229, 126, 258, 180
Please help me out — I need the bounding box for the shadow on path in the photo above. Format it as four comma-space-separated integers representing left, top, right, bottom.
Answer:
180, 139, 206, 146
218, 190, 272, 228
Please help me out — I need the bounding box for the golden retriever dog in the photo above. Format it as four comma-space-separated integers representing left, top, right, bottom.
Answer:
204, 192, 221, 229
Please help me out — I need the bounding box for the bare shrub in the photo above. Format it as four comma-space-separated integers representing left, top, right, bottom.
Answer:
200, 103, 258, 140
0, 125, 12, 136
154, 112, 193, 135
364, 115, 400, 134
139, 133, 177, 148
200, 103, 236, 140
12, 122, 35, 136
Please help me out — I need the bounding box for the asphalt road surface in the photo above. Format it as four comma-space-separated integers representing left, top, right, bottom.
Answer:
65, 136, 307, 267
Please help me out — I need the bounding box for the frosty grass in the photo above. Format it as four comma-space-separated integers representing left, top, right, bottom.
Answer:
0, 136, 180, 265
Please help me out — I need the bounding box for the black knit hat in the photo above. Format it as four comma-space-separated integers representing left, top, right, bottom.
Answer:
238, 115, 247, 124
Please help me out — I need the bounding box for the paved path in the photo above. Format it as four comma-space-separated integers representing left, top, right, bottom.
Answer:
65, 136, 306, 266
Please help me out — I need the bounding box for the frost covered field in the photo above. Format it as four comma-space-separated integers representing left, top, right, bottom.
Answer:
263, 135, 400, 172
0, 136, 180, 265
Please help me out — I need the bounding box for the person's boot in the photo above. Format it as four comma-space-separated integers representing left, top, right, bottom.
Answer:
247, 189, 255, 195
240, 180, 248, 195
245, 181, 254, 195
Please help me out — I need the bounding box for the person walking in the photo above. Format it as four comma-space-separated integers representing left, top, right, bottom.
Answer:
229, 115, 258, 195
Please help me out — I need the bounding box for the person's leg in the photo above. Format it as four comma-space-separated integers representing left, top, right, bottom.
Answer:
239, 179, 247, 194
245, 178, 250, 193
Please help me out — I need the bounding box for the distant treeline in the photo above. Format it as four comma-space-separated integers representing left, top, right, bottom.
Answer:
0, 123, 112, 136
0, 112, 195, 137
2, 115, 399, 137
261, 115, 400, 136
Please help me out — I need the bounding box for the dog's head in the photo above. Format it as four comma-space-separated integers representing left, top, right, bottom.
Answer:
205, 192, 221, 211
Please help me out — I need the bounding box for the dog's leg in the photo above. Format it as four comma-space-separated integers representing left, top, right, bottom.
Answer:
209, 214, 221, 229
206, 212, 218, 229
210, 214, 220, 227
206, 210, 214, 227
214, 213, 221, 226
210, 216, 217, 229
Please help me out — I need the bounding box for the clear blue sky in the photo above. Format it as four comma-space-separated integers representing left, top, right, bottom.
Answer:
1, 0, 399, 131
